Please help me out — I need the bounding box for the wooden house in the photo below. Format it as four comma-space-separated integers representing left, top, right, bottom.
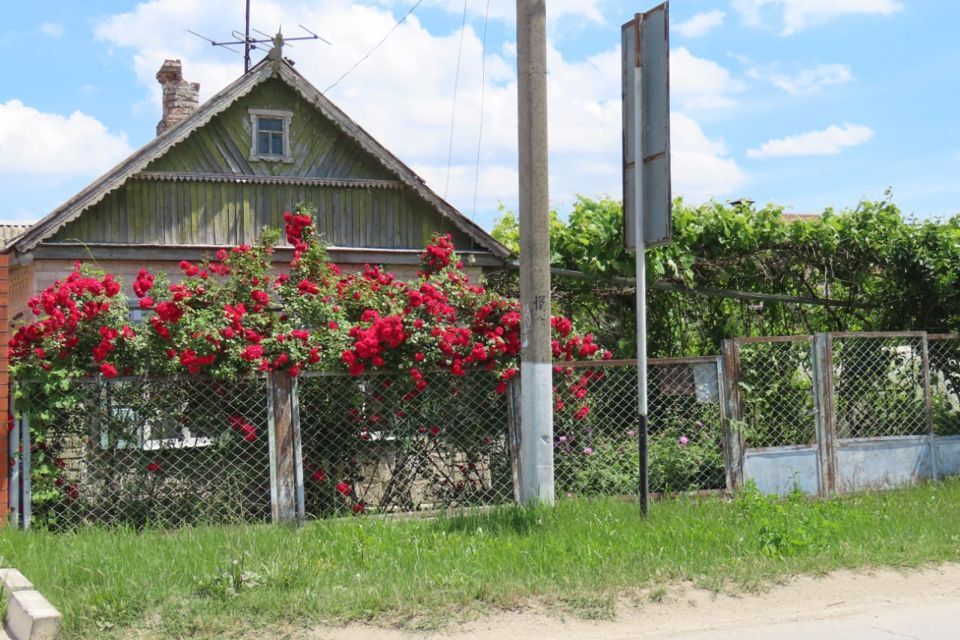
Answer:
0, 44, 509, 520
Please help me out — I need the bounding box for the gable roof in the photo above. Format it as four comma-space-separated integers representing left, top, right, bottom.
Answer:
8, 57, 509, 260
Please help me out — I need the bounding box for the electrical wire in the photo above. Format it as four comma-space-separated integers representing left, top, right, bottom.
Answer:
443, 0, 470, 200
323, 0, 425, 94
471, 0, 491, 218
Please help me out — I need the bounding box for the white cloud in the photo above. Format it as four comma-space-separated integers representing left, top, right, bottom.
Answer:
671, 113, 746, 199
39, 22, 64, 38
748, 63, 853, 94
374, 0, 606, 25
676, 11, 726, 38
670, 47, 745, 111
733, 0, 903, 35
747, 123, 874, 158
0, 100, 131, 178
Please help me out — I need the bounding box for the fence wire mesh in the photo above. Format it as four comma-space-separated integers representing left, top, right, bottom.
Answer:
832, 335, 927, 438
737, 338, 816, 448
553, 359, 725, 497
16, 376, 271, 530
926, 336, 960, 437
296, 371, 513, 517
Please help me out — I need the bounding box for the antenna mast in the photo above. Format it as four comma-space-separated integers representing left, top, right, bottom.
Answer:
244, 0, 252, 72
187, 1, 330, 72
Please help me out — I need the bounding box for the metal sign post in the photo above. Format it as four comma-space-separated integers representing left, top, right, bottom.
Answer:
622, 3, 671, 518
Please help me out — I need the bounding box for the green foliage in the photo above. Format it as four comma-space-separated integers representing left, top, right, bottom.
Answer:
491, 195, 960, 357
734, 483, 848, 558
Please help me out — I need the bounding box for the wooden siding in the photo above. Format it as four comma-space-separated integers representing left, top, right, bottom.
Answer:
144, 79, 396, 181
48, 180, 482, 251
47, 76, 486, 252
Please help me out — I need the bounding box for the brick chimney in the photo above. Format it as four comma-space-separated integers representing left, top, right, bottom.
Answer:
155, 60, 200, 135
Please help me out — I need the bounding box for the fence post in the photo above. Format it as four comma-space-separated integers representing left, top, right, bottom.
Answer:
267, 371, 303, 525
720, 340, 744, 492
812, 333, 838, 497
921, 333, 938, 482
506, 377, 523, 503
20, 412, 30, 530
8, 401, 18, 529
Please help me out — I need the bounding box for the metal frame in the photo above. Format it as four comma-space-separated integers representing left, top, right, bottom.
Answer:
9, 392, 19, 528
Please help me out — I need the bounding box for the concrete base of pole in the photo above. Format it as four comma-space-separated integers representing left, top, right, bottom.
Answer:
519, 361, 554, 505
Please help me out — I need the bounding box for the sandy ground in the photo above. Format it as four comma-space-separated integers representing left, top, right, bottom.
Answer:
304, 563, 960, 640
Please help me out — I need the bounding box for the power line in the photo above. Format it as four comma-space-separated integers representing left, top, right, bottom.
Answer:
443, 0, 470, 200
324, 0, 425, 94
471, 0, 491, 218
501, 263, 874, 309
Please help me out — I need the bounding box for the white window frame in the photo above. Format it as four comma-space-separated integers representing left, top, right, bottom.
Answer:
248, 108, 294, 163
101, 404, 215, 451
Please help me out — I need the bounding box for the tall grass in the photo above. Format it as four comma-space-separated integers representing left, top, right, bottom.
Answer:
4, 481, 960, 638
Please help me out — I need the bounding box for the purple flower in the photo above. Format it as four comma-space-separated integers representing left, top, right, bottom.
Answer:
558, 435, 568, 443
627, 429, 636, 437
583, 447, 593, 455
679, 435, 689, 447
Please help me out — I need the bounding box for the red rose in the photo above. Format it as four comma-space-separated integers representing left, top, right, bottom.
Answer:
352, 503, 365, 514
336, 482, 351, 496
311, 469, 327, 483
146, 462, 161, 474
99, 363, 118, 378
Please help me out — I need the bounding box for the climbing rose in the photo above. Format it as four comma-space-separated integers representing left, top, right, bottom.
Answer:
336, 482, 351, 496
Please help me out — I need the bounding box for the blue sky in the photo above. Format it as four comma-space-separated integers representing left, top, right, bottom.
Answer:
1, 0, 957, 232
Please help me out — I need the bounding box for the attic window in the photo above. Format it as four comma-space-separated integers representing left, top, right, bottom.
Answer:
248, 108, 293, 162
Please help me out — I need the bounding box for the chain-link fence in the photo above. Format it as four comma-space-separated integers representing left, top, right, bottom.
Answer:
735, 337, 815, 448
15, 332, 958, 529
929, 335, 960, 437
832, 333, 928, 438
297, 371, 514, 517
553, 358, 726, 497
15, 376, 271, 530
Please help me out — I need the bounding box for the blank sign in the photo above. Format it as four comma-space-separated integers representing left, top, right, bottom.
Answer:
622, 3, 671, 249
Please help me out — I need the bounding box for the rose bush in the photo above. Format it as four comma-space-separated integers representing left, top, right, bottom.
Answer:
11, 206, 612, 519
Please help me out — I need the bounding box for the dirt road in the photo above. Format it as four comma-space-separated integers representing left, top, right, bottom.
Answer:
308, 563, 960, 639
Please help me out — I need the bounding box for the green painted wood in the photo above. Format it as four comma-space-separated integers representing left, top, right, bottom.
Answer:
145, 80, 395, 181
45, 72, 486, 253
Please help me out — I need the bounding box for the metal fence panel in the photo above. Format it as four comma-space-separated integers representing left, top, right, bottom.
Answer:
832, 334, 927, 438
553, 358, 725, 497
16, 376, 271, 529
296, 371, 513, 517
736, 337, 816, 448
929, 335, 960, 437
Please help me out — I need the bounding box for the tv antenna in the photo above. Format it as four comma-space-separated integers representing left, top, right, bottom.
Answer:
188, 0, 330, 72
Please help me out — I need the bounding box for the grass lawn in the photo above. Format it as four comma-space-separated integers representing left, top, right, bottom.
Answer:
3, 481, 960, 639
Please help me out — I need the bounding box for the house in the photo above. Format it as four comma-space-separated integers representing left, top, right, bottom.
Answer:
0, 38, 509, 521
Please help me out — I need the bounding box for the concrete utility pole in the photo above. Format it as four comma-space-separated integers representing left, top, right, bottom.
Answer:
516, 0, 554, 505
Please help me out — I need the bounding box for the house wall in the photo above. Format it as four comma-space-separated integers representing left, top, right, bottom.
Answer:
49, 180, 481, 251
9, 262, 35, 326
47, 78, 488, 253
